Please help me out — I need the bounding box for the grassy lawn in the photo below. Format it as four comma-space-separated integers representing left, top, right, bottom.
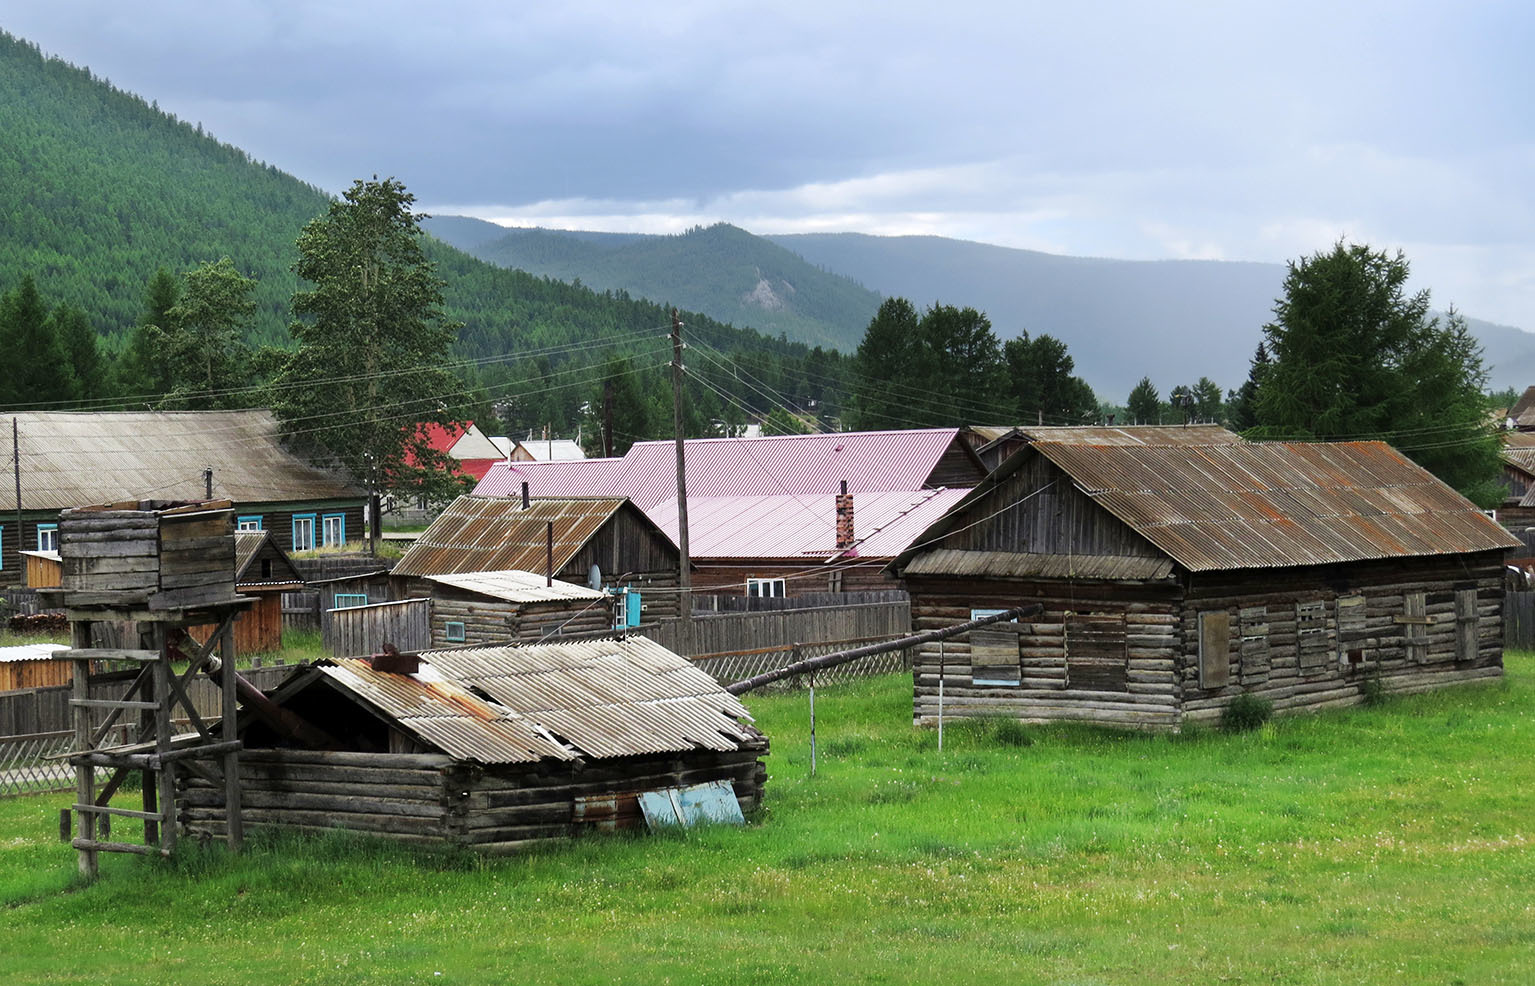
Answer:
1, 657, 1532, 984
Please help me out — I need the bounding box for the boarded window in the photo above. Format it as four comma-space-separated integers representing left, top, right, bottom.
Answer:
1198, 611, 1231, 689
1296, 600, 1330, 671
1336, 594, 1368, 665
1402, 591, 1429, 663
1066, 612, 1128, 692
1455, 588, 1478, 663
970, 608, 1020, 686
1238, 605, 1270, 681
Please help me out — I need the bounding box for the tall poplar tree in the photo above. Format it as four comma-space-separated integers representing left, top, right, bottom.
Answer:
270, 176, 466, 515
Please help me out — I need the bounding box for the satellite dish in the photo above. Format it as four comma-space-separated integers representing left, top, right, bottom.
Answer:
588, 564, 603, 590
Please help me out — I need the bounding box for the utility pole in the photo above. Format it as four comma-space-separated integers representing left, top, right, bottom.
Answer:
12, 418, 22, 564
204, 467, 213, 500
671, 309, 691, 614
602, 377, 614, 458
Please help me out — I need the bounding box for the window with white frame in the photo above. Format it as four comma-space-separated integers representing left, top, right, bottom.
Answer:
747, 577, 785, 598
237, 515, 264, 531
291, 515, 316, 552
322, 514, 346, 548
36, 524, 58, 552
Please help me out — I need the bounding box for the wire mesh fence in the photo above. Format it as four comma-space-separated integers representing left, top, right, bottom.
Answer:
690, 634, 914, 691
0, 727, 125, 797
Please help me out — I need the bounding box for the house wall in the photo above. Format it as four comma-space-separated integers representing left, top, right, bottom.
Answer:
185, 591, 284, 656
905, 550, 1507, 732
424, 585, 614, 647
177, 742, 768, 855
692, 559, 900, 598
0, 512, 61, 587
924, 439, 989, 489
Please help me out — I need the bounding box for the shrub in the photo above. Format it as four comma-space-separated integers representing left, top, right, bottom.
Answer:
1361, 673, 1388, 707
1221, 692, 1273, 733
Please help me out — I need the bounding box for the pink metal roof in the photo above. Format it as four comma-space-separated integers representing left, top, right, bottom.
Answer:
474, 429, 967, 509
644, 488, 969, 560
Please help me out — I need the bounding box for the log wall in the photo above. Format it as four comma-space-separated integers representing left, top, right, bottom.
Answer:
427, 588, 615, 648
178, 743, 768, 854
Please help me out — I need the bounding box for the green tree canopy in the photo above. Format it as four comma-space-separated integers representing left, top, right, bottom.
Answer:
0, 275, 74, 407
270, 176, 466, 507
159, 257, 257, 409
1126, 376, 1162, 425
847, 298, 1009, 428
1004, 332, 1097, 424
1253, 242, 1501, 504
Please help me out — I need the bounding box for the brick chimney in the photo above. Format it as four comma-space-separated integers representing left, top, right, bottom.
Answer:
835, 480, 854, 550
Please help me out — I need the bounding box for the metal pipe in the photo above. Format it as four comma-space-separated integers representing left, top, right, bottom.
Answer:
726, 604, 1041, 696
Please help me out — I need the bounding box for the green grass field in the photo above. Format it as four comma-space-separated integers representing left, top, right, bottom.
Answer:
2, 657, 1532, 985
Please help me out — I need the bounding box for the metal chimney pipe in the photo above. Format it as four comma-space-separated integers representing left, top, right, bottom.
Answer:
546, 521, 554, 586
522, 481, 530, 510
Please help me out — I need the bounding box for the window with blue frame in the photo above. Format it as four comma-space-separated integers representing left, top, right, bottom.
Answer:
444, 621, 466, 642
236, 515, 264, 531
36, 524, 58, 552
333, 593, 369, 609
322, 513, 346, 548
291, 514, 316, 552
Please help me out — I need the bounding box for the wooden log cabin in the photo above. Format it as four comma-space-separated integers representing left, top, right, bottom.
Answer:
178, 637, 769, 853
0, 410, 366, 586
391, 494, 683, 621
889, 439, 1519, 731
417, 569, 615, 647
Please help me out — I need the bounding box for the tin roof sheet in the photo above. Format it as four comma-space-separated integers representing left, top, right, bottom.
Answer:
1016, 424, 1243, 447
423, 569, 606, 603
309, 636, 758, 764
1034, 440, 1519, 571
642, 488, 969, 560
391, 495, 638, 578
474, 429, 971, 508
0, 644, 70, 663
2, 410, 363, 511
902, 549, 1175, 581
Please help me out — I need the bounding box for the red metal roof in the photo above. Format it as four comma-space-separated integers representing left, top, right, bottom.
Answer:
474, 429, 970, 509
643, 488, 969, 560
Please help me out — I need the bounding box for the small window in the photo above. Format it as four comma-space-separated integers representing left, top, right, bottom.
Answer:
969, 608, 1020, 686
36, 524, 58, 552
260, 558, 272, 579
1066, 612, 1128, 692
747, 578, 785, 598
444, 621, 466, 642
333, 593, 369, 609
1296, 600, 1329, 670
292, 515, 316, 552
322, 514, 346, 548
236, 515, 264, 531
1198, 610, 1231, 689
1239, 605, 1270, 680
1402, 591, 1429, 663
1337, 595, 1367, 665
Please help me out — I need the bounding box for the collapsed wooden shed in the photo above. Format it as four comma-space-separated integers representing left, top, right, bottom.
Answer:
890, 439, 1520, 731
179, 637, 768, 852
419, 569, 614, 647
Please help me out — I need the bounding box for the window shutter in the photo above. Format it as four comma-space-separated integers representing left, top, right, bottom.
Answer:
1198, 611, 1231, 689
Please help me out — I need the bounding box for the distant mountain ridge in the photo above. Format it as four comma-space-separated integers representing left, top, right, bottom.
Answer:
424, 217, 880, 350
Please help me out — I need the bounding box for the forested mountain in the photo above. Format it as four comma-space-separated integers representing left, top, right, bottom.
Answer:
770, 232, 1535, 398
0, 30, 851, 437
425, 218, 881, 350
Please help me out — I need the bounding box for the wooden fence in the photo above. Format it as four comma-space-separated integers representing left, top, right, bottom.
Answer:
282, 590, 321, 632
637, 599, 911, 658
1505, 591, 1535, 651
322, 598, 430, 657
691, 590, 908, 613
1, 588, 61, 618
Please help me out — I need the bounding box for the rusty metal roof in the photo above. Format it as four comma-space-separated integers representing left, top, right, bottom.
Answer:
422, 569, 607, 603
1, 410, 364, 511
1016, 424, 1244, 446
1502, 431, 1535, 476
902, 549, 1174, 581
391, 495, 649, 578
309, 636, 759, 764
1033, 440, 1520, 571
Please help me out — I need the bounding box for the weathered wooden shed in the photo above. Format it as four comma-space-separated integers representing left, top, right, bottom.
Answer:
179, 637, 769, 852
185, 531, 305, 655
890, 439, 1519, 730
420, 569, 614, 647
392, 495, 683, 620
20, 549, 62, 588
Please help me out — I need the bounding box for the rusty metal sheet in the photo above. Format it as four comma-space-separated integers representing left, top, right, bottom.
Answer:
1033, 440, 1519, 572
391, 495, 631, 577
902, 548, 1174, 581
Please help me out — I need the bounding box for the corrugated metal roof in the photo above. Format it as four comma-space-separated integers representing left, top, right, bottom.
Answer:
2, 410, 364, 511
903, 549, 1175, 581
1016, 424, 1243, 447
474, 429, 970, 508
515, 439, 587, 461
423, 569, 606, 603
310, 636, 759, 764
1034, 440, 1520, 571
1508, 387, 1535, 428
0, 644, 70, 664
19, 549, 60, 563
641, 488, 969, 560
1502, 431, 1535, 476
391, 495, 641, 578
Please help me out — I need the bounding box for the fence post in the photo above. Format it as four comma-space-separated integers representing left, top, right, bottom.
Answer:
808, 668, 816, 778
937, 638, 945, 753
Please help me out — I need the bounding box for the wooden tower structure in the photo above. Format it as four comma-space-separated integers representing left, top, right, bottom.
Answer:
51, 500, 251, 876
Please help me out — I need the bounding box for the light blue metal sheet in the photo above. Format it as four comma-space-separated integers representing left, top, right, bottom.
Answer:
638, 780, 744, 828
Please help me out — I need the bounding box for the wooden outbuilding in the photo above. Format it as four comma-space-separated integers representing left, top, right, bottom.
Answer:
0, 643, 71, 690
392, 495, 683, 620
890, 439, 1519, 731
418, 569, 614, 647
20, 549, 62, 588
178, 637, 769, 853
185, 531, 305, 655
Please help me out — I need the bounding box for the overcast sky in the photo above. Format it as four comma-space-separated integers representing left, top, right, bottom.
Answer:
9, 1, 1534, 329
